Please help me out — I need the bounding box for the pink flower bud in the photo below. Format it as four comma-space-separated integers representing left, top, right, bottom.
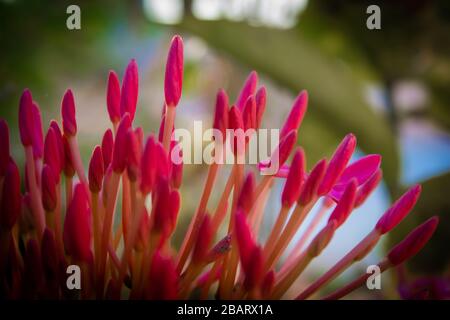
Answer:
61, 89, 77, 136
355, 169, 383, 207
213, 89, 229, 137
107, 70, 121, 123
299, 159, 327, 205
146, 251, 178, 299
255, 86, 266, 129
164, 35, 184, 107
0, 119, 10, 176
237, 172, 255, 214
19, 89, 34, 146
126, 129, 141, 182
41, 165, 57, 212
101, 128, 114, 170
270, 130, 297, 171
280, 90, 308, 139
31, 102, 44, 159
0, 160, 21, 230
327, 179, 357, 227
44, 127, 62, 183
235, 210, 257, 273
242, 95, 257, 130
376, 184, 422, 234
88, 146, 104, 193
49, 120, 65, 175
387, 216, 439, 266
282, 148, 305, 208
192, 214, 213, 265
140, 135, 157, 194
329, 154, 381, 202
243, 246, 264, 290
63, 183, 92, 262
229, 106, 245, 156
318, 133, 356, 196
236, 71, 258, 111
112, 114, 131, 173
120, 59, 139, 121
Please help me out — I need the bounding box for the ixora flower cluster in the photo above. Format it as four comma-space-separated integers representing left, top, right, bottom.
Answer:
0, 35, 440, 300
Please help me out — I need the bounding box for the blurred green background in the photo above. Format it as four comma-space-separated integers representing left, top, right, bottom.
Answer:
1, 0, 449, 298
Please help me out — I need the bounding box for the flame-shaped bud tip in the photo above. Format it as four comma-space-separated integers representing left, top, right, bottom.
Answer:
44, 127, 62, 182
328, 179, 358, 227
101, 128, 114, 170
255, 86, 267, 129
280, 90, 308, 139
107, 70, 121, 123
120, 60, 139, 121
237, 172, 256, 214
282, 148, 306, 208
19, 89, 34, 146
387, 216, 439, 266
61, 89, 77, 136
213, 89, 229, 137
376, 184, 422, 234
299, 158, 327, 205
112, 114, 131, 173
164, 35, 184, 107
236, 71, 258, 111
63, 183, 92, 262
318, 133, 357, 196
89, 146, 104, 193
31, 102, 44, 159
41, 165, 57, 212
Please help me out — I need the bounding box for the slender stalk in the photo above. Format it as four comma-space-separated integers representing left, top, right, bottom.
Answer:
68, 136, 88, 186
222, 163, 244, 297
200, 259, 222, 299
98, 171, 120, 297
263, 206, 290, 257
91, 192, 101, 270
210, 166, 235, 234
121, 173, 131, 248
54, 182, 64, 256
162, 105, 176, 152
296, 229, 380, 300
323, 259, 390, 300
283, 202, 331, 269
177, 162, 220, 272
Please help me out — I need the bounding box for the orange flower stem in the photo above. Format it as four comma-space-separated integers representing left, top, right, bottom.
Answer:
296, 229, 381, 300
322, 259, 391, 300
200, 259, 222, 299
283, 202, 332, 269
162, 104, 175, 152
91, 192, 101, 271
121, 173, 132, 246
222, 162, 244, 298
67, 136, 88, 186
177, 161, 220, 272
97, 171, 120, 298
